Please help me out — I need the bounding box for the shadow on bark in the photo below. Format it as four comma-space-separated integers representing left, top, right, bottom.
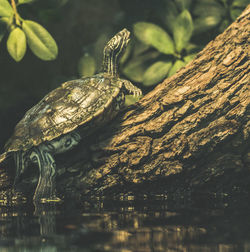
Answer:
0, 6, 249, 199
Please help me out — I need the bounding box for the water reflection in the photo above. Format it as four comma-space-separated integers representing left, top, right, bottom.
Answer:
0, 192, 250, 251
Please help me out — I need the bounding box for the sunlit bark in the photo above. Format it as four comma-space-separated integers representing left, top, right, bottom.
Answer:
0, 6, 249, 197
68, 5, 249, 195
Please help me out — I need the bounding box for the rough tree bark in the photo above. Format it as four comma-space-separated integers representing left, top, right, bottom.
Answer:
0, 6, 249, 198
67, 5, 249, 196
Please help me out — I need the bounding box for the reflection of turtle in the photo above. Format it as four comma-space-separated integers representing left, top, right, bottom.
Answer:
0, 29, 142, 202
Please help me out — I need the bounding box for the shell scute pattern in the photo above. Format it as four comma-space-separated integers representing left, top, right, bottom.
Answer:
5, 74, 122, 153
0, 29, 142, 202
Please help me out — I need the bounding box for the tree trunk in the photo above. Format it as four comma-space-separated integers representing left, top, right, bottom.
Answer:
67, 5, 249, 196
1, 6, 249, 198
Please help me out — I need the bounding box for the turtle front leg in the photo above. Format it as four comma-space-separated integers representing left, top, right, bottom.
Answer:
30, 147, 57, 202
123, 79, 142, 97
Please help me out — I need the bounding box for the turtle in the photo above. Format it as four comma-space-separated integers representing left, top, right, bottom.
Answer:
0, 28, 142, 202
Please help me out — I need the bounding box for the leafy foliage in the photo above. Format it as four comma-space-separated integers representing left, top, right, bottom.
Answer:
0, 0, 13, 17
75, 0, 248, 106
119, 0, 248, 88
0, 0, 58, 61
193, 0, 248, 33
18, 0, 35, 4
133, 22, 175, 55
173, 10, 193, 53
22, 20, 58, 60
7, 27, 26, 61
142, 61, 172, 86
1, 0, 246, 90
126, 8, 196, 87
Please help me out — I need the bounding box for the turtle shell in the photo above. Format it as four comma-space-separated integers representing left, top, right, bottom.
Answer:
4, 72, 124, 154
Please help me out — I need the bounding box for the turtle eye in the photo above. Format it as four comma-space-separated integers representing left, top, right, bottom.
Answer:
65, 138, 72, 148
47, 143, 55, 151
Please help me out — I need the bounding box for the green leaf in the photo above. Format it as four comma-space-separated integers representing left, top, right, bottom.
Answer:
185, 43, 202, 54
184, 53, 196, 63
125, 94, 142, 106
230, 8, 243, 20
22, 20, 58, 60
143, 61, 172, 86
0, 16, 10, 24
123, 64, 145, 82
173, 10, 193, 53
175, 0, 192, 11
133, 39, 150, 56
193, 2, 225, 17
122, 58, 148, 83
122, 51, 159, 83
168, 60, 186, 77
232, 0, 249, 8
220, 0, 228, 6
133, 22, 175, 55
194, 16, 221, 34
18, 0, 36, 4
7, 27, 27, 61
0, 0, 13, 17
219, 19, 230, 32
161, 1, 179, 33
78, 53, 96, 77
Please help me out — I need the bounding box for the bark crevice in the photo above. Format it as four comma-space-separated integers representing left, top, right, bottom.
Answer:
0, 6, 249, 198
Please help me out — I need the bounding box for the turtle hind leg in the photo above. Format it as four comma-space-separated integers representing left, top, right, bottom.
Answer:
30, 147, 58, 202
13, 151, 26, 187
30, 131, 81, 202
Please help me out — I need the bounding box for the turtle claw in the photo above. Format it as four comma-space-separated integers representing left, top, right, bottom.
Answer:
132, 88, 142, 97
33, 183, 57, 203
123, 80, 142, 97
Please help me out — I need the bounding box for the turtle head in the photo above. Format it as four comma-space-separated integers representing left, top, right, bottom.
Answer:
103, 29, 130, 77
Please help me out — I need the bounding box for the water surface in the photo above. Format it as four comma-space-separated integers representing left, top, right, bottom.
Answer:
0, 192, 249, 251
